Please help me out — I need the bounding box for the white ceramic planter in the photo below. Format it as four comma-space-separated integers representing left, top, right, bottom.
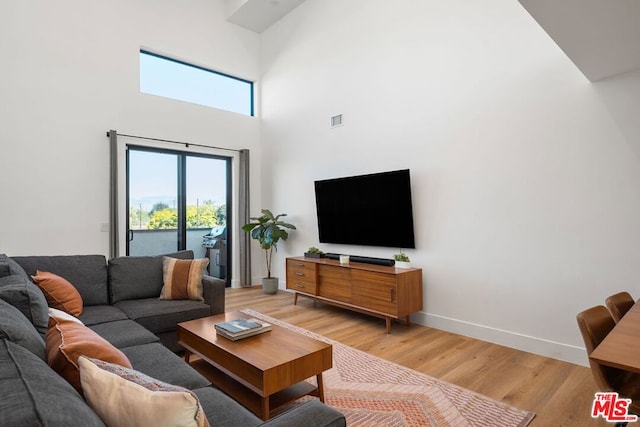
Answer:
394, 261, 411, 269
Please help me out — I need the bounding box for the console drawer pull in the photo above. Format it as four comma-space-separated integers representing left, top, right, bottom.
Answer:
296, 283, 305, 288
295, 272, 304, 276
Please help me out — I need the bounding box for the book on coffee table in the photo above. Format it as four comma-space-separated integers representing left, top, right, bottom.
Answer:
215, 318, 272, 341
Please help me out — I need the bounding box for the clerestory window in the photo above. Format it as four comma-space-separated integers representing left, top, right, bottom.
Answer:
139, 50, 254, 116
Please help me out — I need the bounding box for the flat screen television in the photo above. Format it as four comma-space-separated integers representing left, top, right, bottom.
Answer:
314, 169, 416, 249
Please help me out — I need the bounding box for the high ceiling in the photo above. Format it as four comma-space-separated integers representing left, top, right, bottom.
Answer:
518, 0, 640, 81
225, 0, 306, 34
225, 0, 640, 82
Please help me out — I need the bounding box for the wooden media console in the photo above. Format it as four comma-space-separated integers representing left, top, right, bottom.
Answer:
286, 256, 423, 333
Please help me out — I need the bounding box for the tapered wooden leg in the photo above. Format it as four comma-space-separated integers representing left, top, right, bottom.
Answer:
294, 292, 298, 305
316, 373, 325, 402
386, 317, 391, 334
406, 315, 411, 327
183, 349, 191, 363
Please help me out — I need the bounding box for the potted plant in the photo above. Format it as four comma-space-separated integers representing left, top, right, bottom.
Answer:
393, 252, 411, 269
304, 246, 324, 258
242, 209, 296, 294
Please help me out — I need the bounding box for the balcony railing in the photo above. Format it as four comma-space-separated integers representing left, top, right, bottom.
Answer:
129, 228, 212, 258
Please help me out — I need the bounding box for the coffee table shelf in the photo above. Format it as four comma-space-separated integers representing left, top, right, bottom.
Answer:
191, 359, 319, 417
178, 312, 332, 420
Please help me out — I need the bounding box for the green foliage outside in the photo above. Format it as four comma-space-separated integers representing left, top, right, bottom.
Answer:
129, 200, 225, 230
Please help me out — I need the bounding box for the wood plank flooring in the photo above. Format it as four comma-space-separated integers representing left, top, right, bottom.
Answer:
226, 286, 636, 426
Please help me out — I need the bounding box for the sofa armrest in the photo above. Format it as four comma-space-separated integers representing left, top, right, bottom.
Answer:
202, 275, 225, 315
259, 401, 345, 427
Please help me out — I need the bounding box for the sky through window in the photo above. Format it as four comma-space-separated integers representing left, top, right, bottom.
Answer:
139, 51, 253, 116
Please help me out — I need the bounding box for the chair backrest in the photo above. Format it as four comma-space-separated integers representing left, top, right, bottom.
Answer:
576, 305, 617, 392
605, 292, 634, 323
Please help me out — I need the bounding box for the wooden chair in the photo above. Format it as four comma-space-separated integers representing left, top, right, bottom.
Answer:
606, 292, 635, 323
577, 305, 640, 426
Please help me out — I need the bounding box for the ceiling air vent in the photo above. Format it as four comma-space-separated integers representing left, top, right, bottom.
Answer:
330, 114, 343, 128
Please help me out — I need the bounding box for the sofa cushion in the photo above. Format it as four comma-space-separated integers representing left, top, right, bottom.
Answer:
79, 356, 209, 427
0, 262, 9, 278
160, 256, 208, 301
0, 339, 105, 426
79, 304, 129, 326
12, 255, 109, 306
0, 298, 46, 361
108, 250, 194, 303
115, 297, 210, 333
47, 317, 132, 392
0, 275, 49, 336
193, 386, 262, 427
0, 254, 31, 281
32, 270, 83, 316
121, 342, 211, 390
90, 319, 160, 349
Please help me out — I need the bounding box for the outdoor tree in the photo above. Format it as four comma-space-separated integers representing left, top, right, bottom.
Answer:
215, 204, 227, 225
151, 202, 170, 214
147, 200, 223, 229
147, 208, 177, 229
186, 201, 218, 228
129, 206, 150, 230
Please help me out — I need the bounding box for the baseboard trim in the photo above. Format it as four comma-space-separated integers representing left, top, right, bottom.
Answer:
412, 312, 588, 366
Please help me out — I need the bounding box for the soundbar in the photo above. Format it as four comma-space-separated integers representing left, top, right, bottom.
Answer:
325, 253, 395, 266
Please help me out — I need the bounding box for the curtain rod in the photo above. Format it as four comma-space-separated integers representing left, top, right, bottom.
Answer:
106, 131, 241, 153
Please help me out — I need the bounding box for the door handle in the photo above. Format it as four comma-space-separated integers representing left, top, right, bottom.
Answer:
128, 230, 134, 241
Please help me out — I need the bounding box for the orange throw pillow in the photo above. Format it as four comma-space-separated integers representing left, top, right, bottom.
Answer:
159, 257, 208, 301
32, 270, 83, 316
46, 316, 132, 393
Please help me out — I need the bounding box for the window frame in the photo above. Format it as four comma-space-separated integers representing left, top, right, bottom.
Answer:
125, 145, 233, 286
139, 49, 254, 117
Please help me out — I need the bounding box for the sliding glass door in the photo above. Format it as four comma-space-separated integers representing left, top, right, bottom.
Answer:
127, 147, 230, 283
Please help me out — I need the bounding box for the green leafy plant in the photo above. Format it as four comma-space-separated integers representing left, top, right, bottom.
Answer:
393, 252, 410, 262
306, 246, 323, 254
242, 209, 296, 278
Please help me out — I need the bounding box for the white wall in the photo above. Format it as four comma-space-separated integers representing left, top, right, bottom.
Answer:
3, 0, 640, 366
0, 0, 262, 286
260, 0, 640, 364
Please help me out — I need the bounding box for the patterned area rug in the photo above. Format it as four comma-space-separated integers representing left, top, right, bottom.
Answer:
242, 309, 535, 427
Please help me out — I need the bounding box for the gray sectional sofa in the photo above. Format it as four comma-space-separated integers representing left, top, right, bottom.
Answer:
0, 252, 346, 427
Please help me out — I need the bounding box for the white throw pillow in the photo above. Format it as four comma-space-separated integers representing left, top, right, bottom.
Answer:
78, 356, 209, 427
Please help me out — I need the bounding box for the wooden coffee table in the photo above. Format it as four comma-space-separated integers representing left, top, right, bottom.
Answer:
177, 311, 333, 420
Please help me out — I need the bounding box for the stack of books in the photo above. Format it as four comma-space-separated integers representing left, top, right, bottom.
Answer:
214, 318, 272, 341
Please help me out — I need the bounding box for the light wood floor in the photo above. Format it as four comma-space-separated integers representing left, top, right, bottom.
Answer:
226, 286, 638, 427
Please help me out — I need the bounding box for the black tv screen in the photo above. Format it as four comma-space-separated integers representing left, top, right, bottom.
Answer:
314, 169, 416, 249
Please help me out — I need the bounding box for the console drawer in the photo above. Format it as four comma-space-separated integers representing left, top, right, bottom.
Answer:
286, 259, 317, 294
287, 278, 317, 294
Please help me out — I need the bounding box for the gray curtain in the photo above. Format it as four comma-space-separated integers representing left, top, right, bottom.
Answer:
239, 149, 251, 287
109, 130, 119, 259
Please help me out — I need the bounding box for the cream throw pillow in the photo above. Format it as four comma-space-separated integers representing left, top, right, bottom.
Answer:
48, 307, 84, 324
78, 356, 209, 427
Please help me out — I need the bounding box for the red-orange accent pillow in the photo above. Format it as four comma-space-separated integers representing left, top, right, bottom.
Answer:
46, 316, 132, 393
31, 270, 83, 316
